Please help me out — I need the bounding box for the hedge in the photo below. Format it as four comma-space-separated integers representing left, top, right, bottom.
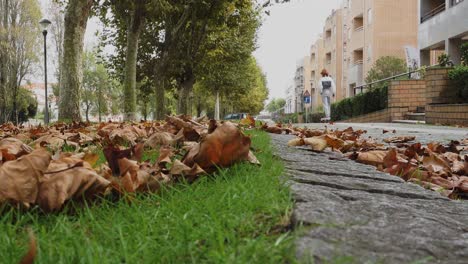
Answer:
331, 85, 388, 121
448, 66, 468, 103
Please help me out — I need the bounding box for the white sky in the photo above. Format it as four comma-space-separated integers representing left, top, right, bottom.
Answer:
38, 0, 341, 101
254, 0, 340, 100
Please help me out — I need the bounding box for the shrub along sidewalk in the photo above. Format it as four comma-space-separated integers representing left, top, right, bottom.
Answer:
0, 130, 296, 263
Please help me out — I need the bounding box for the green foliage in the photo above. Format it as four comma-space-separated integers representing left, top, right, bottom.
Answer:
438, 53, 451, 67
331, 85, 388, 121
365, 56, 407, 90
307, 112, 325, 123
448, 66, 468, 102
0, 0, 42, 123
82, 50, 122, 121
461, 43, 468, 66
267, 98, 287, 113
16, 88, 38, 123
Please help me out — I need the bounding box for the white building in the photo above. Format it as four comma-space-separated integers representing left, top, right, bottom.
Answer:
419, 0, 468, 65
285, 85, 295, 114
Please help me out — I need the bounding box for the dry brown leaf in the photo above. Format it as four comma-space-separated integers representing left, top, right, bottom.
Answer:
145, 132, 175, 148
19, 228, 36, 264
422, 150, 452, 174
247, 150, 261, 165
287, 138, 305, 147
0, 138, 33, 159
239, 115, 256, 127
304, 137, 328, 152
183, 122, 251, 171
355, 150, 388, 167
384, 136, 416, 144
324, 135, 345, 150
37, 157, 110, 211
0, 149, 51, 207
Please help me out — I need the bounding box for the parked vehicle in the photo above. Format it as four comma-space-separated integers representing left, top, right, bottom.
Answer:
224, 113, 248, 120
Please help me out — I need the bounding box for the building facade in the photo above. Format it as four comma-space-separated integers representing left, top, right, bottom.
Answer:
293, 56, 311, 113
343, 0, 418, 96
323, 9, 345, 101
309, 37, 325, 111
419, 0, 468, 65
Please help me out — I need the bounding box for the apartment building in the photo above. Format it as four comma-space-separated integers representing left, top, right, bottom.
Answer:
343, 0, 418, 96
323, 9, 345, 101
419, 0, 468, 65
309, 37, 325, 110
291, 56, 311, 113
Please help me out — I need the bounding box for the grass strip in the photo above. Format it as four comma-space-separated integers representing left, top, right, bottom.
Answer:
0, 130, 296, 263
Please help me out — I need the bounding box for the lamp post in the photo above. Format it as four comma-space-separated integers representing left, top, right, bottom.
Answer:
39, 18, 51, 125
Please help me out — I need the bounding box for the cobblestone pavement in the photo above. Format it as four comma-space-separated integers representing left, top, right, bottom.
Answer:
271, 133, 468, 264
297, 122, 468, 145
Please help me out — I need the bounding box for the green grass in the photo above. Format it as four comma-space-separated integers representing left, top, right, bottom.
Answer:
0, 130, 296, 263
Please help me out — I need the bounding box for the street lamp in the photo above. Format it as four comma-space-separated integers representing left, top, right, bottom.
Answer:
39, 18, 51, 124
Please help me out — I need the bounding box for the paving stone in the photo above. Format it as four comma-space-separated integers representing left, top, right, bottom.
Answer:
271, 133, 468, 264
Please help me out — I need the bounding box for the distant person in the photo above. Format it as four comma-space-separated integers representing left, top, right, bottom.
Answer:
319, 69, 336, 121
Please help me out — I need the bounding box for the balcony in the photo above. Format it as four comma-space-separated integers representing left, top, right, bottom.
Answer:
420, 0, 446, 23
348, 62, 364, 87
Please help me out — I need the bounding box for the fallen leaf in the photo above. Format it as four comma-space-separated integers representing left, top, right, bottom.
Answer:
287, 138, 305, 147
384, 136, 416, 144
304, 137, 328, 152
355, 150, 388, 167
37, 157, 110, 211
0, 149, 51, 207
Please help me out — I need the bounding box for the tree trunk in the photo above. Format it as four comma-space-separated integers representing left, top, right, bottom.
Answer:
215, 90, 220, 120
85, 104, 89, 122
58, 0, 93, 122
177, 76, 194, 115
154, 80, 165, 120
123, 1, 145, 121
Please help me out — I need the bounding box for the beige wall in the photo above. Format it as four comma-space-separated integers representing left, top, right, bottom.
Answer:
343, 0, 418, 97
309, 37, 325, 110
322, 9, 345, 102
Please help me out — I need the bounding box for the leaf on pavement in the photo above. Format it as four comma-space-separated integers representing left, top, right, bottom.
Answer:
303, 137, 328, 152
287, 138, 305, 147
384, 136, 416, 143
354, 150, 388, 167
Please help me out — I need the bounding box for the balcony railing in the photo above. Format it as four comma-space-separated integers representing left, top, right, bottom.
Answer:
354, 25, 364, 31
421, 3, 446, 23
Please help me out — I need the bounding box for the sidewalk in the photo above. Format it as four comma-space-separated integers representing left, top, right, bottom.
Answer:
298, 122, 468, 145
271, 133, 468, 263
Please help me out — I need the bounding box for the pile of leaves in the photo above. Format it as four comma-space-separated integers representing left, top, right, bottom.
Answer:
261, 123, 468, 199
0, 116, 259, 212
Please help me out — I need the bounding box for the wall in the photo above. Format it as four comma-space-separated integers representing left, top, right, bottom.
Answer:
418, 0, 468, 51
425, 68, 461, 105
338, 108, 391, 123
388, 79, 427, 113
426, 104, 468, 125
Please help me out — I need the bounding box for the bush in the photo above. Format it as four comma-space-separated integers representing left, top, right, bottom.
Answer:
307, 112, 325, 123
438, 53, 451, 67
448, 66, 468, 102
331, 85, 388, 121
461, 43, 468, 66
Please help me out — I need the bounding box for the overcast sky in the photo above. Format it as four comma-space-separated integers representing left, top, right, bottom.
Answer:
38, 0, 341, 100
254, 0, 340, 100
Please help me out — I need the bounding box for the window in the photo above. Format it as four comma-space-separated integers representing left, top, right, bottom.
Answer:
451, 0, 464, 7
367, 8, 372, 25
367, 45, 372, 61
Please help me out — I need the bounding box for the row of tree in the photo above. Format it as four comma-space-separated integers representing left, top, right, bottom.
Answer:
0, 0, 41, 123
57, 0, 268, 122
0, 0, 270, 124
